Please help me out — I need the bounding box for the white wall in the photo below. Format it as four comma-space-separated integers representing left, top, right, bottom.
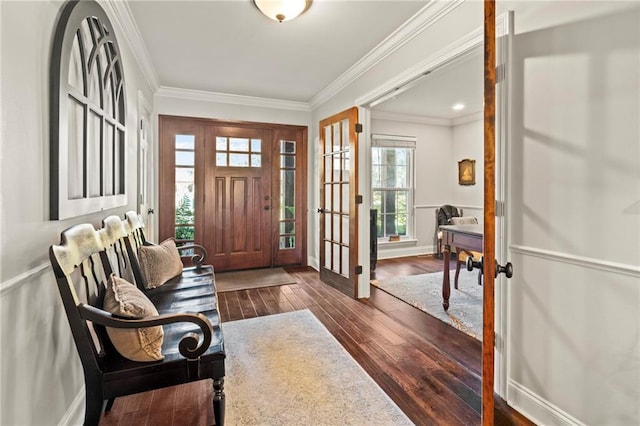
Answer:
504, 2, 640, 425
0, 1, 155, 424
452, 117, 484, 222
370, 118, 453, 258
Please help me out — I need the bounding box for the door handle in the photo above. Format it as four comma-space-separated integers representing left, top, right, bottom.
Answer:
497, 261, 513, 278
264, 205, 270, 211
467, 256, 514, 281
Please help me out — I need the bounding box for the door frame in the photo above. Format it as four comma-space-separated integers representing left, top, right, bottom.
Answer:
355, 12, 513, 399
157, 115, 308, 270
137, 91, 155, 242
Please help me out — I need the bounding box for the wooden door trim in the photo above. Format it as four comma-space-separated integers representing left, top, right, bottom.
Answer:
483, 1, 496, 424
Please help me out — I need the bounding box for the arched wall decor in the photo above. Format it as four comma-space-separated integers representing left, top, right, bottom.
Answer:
50, 0, 127, 220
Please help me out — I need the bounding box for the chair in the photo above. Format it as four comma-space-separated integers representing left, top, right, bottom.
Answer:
435, 205, 463, 258
455, 249, 483, 288
448, 216, 482, 288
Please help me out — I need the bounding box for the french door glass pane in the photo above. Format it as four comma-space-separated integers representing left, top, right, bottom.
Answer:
342, 183, 349, 213
342, 215, 349, 245
324, 126, 331, 154
332, 123, 340, 153
324, 243, 331, 268
341, 246, 349, 277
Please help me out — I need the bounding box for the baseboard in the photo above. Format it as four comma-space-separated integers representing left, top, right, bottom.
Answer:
377, 245, 433, 260
58, 386, 84, 426
507, 380, 585, 426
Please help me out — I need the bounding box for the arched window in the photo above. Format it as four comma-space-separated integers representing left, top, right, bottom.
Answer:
50, 0, 126, 219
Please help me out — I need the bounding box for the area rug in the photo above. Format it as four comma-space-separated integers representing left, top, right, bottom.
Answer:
222, 310, 413, 425
372, 270, 482, 340
215, 267, 295, 292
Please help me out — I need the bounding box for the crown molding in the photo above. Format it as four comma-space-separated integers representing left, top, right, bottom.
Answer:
371, 110, 452, 127
99, 0, 160, 92
157, 86, 312, 112
309, 0, 464, 109
452, 111, 483, 126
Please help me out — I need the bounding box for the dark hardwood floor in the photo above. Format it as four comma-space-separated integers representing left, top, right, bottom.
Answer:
100, 255, 533, 426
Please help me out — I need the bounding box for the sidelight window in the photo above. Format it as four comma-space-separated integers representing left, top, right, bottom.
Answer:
279, 140, 296, 249
175, 135, 195, 242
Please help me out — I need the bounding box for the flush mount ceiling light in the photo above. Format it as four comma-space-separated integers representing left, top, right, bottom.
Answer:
452, 103, 465, 111
254, 0, 312, 23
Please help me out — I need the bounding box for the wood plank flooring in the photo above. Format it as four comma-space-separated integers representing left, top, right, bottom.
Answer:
100, 255, 533, 426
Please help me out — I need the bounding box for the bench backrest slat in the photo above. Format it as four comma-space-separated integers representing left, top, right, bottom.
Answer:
50, 223, 115, 366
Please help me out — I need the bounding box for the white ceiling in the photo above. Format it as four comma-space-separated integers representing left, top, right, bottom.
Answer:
127, 0, 428, 103
372, 46, 484, 120
127, 0, 482, 120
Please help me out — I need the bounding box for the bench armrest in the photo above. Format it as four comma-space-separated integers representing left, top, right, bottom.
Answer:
78, 303, 213, 359
177, 243, 208, 270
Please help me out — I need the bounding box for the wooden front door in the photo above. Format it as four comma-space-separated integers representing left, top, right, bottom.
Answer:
202, 125, 272, 270
159, 116, 307, 272
318, 107, 360, 297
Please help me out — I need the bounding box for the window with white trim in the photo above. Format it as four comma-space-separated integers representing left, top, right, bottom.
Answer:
371, 135, 415, 240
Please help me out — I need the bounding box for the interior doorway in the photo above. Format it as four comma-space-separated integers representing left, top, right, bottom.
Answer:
358, 13, 513, 403
158, 115, 307, 272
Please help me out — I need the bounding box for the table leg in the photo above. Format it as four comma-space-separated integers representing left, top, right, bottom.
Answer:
443, 244, 451, 311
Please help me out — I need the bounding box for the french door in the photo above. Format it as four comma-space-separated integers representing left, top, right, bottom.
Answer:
318, 107, 360, 297
159, 116, 307, 272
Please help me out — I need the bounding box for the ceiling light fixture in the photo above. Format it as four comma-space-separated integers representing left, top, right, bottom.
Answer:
254, 0, 312, 23
452, 103, 465, 111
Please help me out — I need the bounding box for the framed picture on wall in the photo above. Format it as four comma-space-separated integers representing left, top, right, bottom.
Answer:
458, 159, 476, 185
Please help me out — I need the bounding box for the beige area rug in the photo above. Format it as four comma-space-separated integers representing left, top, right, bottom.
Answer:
222, 310, 413, 425
215, 267, 296, 293
372, 270, 483, 341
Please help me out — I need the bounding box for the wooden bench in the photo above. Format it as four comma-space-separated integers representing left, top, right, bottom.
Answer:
49, 213, 225, 426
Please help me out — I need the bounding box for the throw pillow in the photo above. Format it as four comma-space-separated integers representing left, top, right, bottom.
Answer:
449, 216, 478, 225
138, 238, 183, 289
102, 274, 164, 362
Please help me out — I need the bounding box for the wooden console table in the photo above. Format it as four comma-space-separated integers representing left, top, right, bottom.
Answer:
440, 224, 483, 311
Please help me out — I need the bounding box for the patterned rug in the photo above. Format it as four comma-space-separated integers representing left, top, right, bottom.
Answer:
372, 270, 483, 340
222, 310, 413, 425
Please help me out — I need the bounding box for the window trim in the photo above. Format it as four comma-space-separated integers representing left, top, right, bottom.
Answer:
371, 134, 416, 240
